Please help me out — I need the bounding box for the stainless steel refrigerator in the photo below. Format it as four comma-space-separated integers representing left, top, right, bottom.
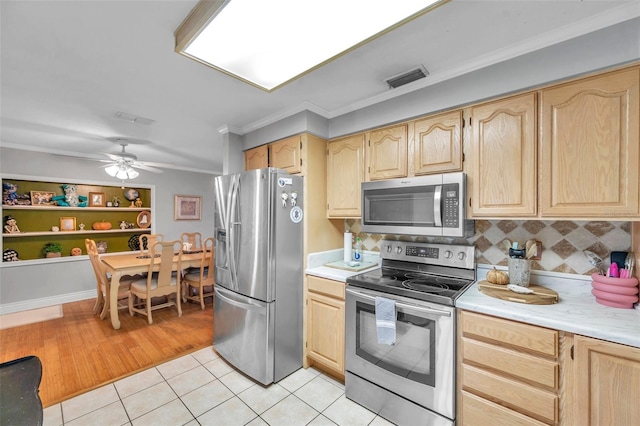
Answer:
213, 168, 304, 385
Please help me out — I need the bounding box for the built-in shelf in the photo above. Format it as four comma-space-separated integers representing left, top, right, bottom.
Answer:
2, 175, 154, 261
2, 205, 148, 212
3, 228, 151, 237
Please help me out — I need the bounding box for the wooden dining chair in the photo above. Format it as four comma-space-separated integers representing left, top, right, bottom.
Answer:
180, 232, 203, 275
85, 239, 137, 320
182, 237, 214, 309
139, 233, 164, 254
180, 232, 202, 252
128, 240, 182, 324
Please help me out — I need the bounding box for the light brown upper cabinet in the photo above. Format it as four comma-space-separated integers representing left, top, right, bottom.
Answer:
244, 145, 269, 171
327, 134, 365, 218
540, 67, 640, 217
269, 135, 302, 174
412, 110, 463, 175
367, 123, 408, 180
469, 93, 537, 217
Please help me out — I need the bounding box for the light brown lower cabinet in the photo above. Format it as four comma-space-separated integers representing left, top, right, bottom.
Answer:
304, 275, 345, 380
458, 310, 640, 426
574, 334, 640, 425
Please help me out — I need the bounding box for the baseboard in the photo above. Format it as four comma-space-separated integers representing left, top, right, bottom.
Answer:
0, 290, 95, 316
0, 305, 64, 330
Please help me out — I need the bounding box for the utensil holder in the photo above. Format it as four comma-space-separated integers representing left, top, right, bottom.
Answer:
508, 258, 531, 287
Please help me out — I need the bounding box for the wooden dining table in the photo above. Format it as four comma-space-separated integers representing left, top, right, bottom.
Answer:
101, 250, 211, 329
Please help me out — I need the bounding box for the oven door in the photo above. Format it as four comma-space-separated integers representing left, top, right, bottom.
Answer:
345, 286, 455, 420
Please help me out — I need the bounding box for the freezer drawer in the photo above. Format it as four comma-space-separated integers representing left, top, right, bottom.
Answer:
213, 286, 274, 385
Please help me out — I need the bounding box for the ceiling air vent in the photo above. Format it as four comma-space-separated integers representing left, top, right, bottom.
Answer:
384, 66, 429, 89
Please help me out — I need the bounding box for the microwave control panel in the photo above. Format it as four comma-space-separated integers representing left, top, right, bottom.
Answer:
442, 183, 459, 228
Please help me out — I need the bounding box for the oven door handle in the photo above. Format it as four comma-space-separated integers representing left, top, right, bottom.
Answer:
346, 288, 451, 317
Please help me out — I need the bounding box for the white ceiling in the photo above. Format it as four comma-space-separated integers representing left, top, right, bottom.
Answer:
1, 0, 638, 175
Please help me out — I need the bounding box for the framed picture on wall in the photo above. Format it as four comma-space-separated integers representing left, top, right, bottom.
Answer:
88, 192, 106, 207
174, 195, 201, 220
60, 217, 77, 231
30, 191, 56, 205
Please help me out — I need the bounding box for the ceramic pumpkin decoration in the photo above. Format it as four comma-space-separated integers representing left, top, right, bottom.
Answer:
92, 221, 112, 230
486, 267, 509, 285
70, 247, 82, 256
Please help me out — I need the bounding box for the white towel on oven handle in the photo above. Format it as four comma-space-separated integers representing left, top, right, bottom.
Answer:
375, 296, 396, 345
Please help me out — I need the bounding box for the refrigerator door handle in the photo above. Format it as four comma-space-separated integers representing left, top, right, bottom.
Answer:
228, 175, 240, 289
215, 287, 264, 313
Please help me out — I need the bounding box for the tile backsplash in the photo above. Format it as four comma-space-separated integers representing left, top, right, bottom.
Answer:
345, 219, 631, 275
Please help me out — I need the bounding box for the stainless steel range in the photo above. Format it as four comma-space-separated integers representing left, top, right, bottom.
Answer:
345, 240, 475, 426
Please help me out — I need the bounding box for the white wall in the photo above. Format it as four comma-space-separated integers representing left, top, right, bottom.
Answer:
0, 147, 217, 313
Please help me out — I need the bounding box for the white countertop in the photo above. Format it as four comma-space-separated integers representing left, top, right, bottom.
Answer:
457, 265, 640, 349
306, 249, 380, 282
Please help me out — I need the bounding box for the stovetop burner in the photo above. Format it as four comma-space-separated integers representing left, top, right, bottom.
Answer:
346, 240, 476, 306
402, 280, 450, 293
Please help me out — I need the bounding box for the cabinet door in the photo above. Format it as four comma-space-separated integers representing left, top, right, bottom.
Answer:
412, 110, 462, 175
306, 290, 345, 375
244, 145, 269, 171
470, 93, 537, 217
540, 67, 640, 217
574, 335, 640, 425
269, 136, 302, 174
327, 134, 365, 217
367, 123, 408, 180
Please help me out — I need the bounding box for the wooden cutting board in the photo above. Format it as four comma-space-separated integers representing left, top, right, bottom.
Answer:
478, 280, 559, 304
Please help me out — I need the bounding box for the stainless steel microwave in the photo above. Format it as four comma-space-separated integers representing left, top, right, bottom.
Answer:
361, 172, 474, 237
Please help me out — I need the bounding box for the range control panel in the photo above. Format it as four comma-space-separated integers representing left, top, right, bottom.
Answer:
380, 240, 475, 270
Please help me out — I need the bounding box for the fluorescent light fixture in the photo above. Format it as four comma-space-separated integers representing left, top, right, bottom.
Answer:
175, 0, 445, 92
105, 163, 139, 180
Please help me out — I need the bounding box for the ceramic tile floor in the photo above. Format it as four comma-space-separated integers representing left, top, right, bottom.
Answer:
43, 346, 395, 426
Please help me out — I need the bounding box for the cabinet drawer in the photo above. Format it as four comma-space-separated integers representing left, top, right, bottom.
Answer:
462, 364, 558, 424
307, 275, 345, 300
462, 338, 558, 389
461, 390, 547, 426
461, 311, 558, 357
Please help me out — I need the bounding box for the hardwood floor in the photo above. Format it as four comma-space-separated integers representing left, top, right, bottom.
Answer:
0, 297, 213, 407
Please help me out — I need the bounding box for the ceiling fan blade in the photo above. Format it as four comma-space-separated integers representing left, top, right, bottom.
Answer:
102, 152, 123, 161
137, 160, 175, 168
133, 164, 163, 173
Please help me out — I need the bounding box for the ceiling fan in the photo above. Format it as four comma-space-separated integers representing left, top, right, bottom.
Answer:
101, 140, 166, 179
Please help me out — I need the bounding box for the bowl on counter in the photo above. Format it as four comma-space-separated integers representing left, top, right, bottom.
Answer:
591, 273, 639, 308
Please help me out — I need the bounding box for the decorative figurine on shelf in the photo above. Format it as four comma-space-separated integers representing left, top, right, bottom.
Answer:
96, 241, 107, 254
78, 223, 85, 230
112, 196, 120, 207
3, 249, 19, 262
2, 182, 31, 206
120, 220, 127, 230
51, 184, 87, 207
134, 198, 143, 208
70, 247, 82, 256
4, 216, 20, 233
51, 226, 60, 232
124, 188, 139, 207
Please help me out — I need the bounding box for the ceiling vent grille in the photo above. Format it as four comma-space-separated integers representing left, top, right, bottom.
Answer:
385, 66, 429, 89
114, 111, 155, 126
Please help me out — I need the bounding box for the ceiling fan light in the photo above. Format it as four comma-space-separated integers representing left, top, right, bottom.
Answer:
105, 164, 120, 177
107, 164, 139, 180
126, 168, 139, 179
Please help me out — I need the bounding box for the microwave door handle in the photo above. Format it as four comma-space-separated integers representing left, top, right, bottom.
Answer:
433, 185, 442, 227
347, 288, 451, 317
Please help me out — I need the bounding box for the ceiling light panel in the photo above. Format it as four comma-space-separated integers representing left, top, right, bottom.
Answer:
176, 0, 445, 92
